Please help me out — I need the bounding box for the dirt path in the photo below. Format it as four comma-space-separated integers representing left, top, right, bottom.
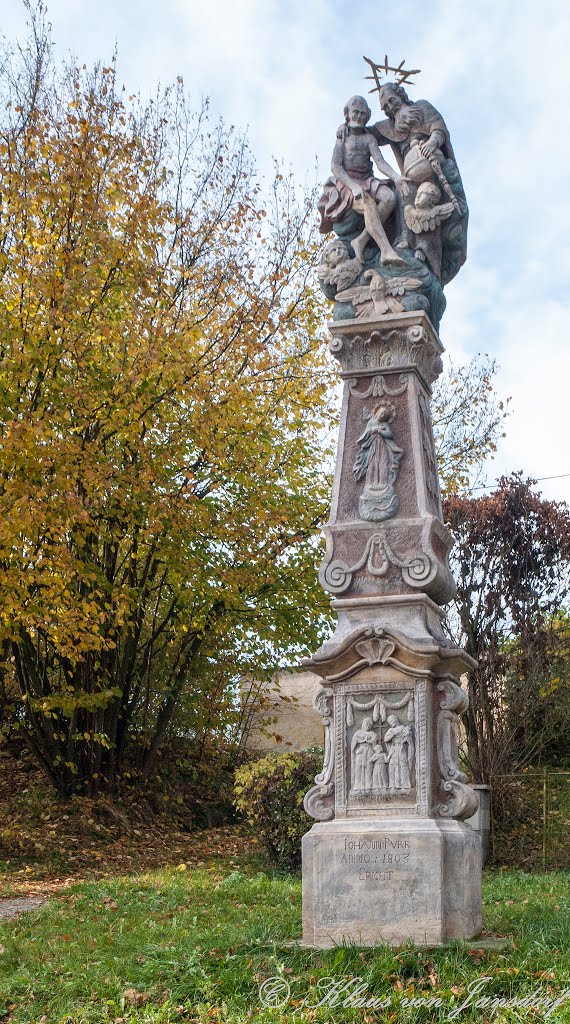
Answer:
0, 897, 46, 921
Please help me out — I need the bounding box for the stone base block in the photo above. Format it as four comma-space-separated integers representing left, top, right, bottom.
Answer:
302, 817, 482, 947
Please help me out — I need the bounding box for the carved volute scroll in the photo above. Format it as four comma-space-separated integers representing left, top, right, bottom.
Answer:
304, 687, 335, 821
436, 678, 478, 820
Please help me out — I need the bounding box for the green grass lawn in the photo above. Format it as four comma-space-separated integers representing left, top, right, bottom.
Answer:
0, 863, 569, 1023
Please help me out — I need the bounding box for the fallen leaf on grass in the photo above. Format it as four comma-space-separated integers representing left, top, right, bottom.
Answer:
123, 988, 148, 1006
467, 948, 488, 961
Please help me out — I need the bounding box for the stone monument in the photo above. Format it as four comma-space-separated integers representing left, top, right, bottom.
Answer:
302, 57, 481, 947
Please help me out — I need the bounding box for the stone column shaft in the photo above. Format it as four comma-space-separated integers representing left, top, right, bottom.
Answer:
301, 311, 482, 947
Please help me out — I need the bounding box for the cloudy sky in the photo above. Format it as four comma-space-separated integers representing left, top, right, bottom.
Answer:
3, 0, 570, 504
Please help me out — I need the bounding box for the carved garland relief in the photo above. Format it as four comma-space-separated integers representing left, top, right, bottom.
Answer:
348, 692, 415, 797
322, 530, 432, 594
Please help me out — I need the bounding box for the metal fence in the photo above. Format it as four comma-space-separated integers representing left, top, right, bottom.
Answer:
489, 770, 570, 871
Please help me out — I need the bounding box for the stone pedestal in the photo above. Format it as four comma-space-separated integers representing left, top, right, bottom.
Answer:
302, 312, 482, 947
303, 819, 481, 947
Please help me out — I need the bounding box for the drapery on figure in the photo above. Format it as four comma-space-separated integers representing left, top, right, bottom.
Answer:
369, 82, 468, 285
371, 742, 389, 791
384, 714, 415, 790
352, 403, 403, 521
350, 716, 377, 791
318, 95, 405, 267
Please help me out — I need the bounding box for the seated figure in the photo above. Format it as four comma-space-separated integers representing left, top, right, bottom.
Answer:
318, 95, 405, 266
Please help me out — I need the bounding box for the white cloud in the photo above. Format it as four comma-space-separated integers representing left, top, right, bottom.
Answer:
488, 301, 570, 504
2, 0, 569, 503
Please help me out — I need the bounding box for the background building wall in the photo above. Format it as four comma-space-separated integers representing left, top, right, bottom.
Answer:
246, 670, 324, 752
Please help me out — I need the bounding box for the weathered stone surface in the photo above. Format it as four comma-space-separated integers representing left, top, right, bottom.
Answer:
316, 66, 468, 332
318, 313, 454, 610
319, 518, 455, 604
328, 312, 443, 384
302, 818, 481, 947
304, 79, 480, 945
465, 784, 491, 864
300, 314, 481, 945
303, 620, 477, 823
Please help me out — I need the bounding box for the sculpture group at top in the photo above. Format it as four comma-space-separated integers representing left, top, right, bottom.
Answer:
317, 58, 468, 331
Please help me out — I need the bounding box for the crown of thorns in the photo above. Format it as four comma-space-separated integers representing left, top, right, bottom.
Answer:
363, 55, 421, 94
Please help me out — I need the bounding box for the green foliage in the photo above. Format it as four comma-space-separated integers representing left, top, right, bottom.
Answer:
490, 771, 570, 870
0, 864, 569, 1022
234, 750, 320, 870
432, 354, 509, 493
0, 8, 335, 796
444, 476, 570, 780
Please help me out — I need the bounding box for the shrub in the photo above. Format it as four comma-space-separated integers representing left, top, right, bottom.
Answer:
234, 749, 321, 870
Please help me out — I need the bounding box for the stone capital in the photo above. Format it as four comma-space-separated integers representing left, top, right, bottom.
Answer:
328, 311, 444, 388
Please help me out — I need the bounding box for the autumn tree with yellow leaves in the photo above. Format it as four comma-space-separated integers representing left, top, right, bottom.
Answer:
0, 6, 336, 794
